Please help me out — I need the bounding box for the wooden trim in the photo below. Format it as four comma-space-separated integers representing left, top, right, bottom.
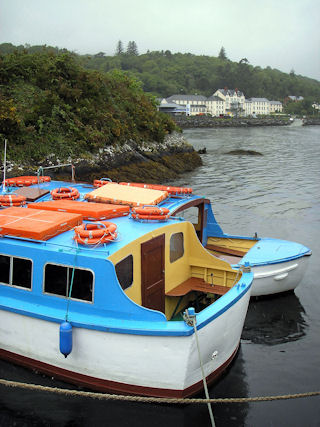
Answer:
205, 244, 246, 257
166, 277, 230, 297
171, 198, 209, 215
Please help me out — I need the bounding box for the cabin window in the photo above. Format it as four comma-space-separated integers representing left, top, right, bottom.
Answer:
170, 232, 184, 262
115, 255, 133, 290
44, 263, 93, 302
0, 254, 32, 289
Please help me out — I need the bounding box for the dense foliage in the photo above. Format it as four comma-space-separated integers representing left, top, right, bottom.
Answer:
78, 48, 320, 101
2, 44, 319, 103
0, 47, 176, 162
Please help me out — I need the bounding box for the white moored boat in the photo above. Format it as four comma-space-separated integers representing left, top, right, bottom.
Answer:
0, 176, 253, 397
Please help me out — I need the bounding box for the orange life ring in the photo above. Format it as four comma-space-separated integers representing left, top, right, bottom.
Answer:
51, 187, 80, 200
119, 182, 192, 194
131, 206, 170, 221
93, 179, 112, 188
0, 194, 26, 207
131, 213, 170, 221
4, 176, 51, 187
74, 221, 117, 245
132, 207, 170, 216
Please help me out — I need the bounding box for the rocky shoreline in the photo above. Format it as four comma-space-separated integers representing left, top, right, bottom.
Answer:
4, 133, 202, 183
173, 116, 291, 129
302, 118, 320, 126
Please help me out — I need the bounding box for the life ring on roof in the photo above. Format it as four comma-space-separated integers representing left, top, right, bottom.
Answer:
131, 206, 170, 221
119, 182, 192, 195
74, 221, 117, 245
93, 178, 112, 188
51, 187, 80, 200
4, 176, 51, 187
0, 194, 26, 207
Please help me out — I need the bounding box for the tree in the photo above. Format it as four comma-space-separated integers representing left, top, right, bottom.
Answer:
126, 41, 139, 56
115, 40, 123, 56
218, 46, 227, 60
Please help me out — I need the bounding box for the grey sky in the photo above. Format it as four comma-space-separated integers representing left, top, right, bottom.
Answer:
1, 0, 319, 81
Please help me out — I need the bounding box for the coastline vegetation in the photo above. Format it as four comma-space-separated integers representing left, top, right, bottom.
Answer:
0, 48, 177, 163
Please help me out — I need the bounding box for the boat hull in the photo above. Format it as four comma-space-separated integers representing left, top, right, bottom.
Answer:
0, 287, 250, 398
249, 255, 311, 297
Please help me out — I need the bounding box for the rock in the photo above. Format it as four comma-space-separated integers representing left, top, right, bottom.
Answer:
3, 132, 202, 183
225, 149, 263, 156
172, 116, 291, 129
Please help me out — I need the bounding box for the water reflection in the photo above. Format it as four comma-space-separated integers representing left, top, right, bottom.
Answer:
207, 346, 249, 427
242, 292, 307, 345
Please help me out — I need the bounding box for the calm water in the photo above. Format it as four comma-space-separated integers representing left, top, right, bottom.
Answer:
1, 125, 320, 426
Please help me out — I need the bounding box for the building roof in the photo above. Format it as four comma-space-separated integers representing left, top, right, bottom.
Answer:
288, 96, 304, 101
166, 94, 207, 102
248, 98, 270, 102
207, 96, 224, 102
270, 100, 282, 105
215, 89, 244, 97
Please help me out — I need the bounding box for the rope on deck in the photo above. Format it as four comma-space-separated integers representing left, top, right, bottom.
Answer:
0, 378, 319, 404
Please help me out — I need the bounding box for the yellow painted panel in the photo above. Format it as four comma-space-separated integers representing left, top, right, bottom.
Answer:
207, 236, 257, 252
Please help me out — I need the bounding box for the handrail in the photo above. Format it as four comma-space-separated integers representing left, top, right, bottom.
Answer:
37, 164, 75, 182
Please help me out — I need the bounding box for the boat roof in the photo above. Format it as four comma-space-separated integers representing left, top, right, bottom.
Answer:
0, 180, 204, 258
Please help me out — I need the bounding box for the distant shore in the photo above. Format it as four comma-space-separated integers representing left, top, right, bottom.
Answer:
302, 118, 320, 126
172, 116, 291, 129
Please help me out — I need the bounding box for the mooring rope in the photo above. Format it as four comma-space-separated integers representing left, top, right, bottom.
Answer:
0, 378, 319, 405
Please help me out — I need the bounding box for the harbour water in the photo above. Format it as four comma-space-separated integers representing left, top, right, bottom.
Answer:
0, 125, 319, 426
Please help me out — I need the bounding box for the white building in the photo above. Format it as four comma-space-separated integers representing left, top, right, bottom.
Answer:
247, 98, 270, 115
165, 90, 283, 117
269, 101, 283, 113
206, 95, 225, 116
213, 89, 245, 116
166, 95, 208, 115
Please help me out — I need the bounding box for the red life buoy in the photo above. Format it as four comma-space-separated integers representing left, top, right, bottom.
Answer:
51, 187, 80, 200
119, 182, 192, 194
131, 206, 170, 221
4, 176, 51, 187
0, 194, 26, 207
93, 179, 112, 188
131, 213, 170, 221
74, 221, 117, 245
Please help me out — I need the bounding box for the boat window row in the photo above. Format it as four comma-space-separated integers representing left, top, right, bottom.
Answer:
0, 232, 184, 299
0, 254, 93, 303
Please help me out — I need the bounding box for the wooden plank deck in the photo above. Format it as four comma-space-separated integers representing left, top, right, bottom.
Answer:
166, 277, 230, 297
205, 243, 246, 257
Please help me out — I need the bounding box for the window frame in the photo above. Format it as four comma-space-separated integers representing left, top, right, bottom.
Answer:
170, 232, 185, 263
115, 254, 134, 291
43, 262, 94, 304
0, 253, 33, 291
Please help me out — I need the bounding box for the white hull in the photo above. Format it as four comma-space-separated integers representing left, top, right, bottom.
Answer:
0, 288, 250, 396
250, 256, 310, 297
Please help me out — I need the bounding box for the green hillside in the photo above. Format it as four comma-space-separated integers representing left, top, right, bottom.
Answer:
1, 43, 319, 102
0, 47, 176, 163
79, 49, 320, 101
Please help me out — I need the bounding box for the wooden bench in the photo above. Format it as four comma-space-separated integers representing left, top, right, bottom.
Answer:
166, 277, 230, 297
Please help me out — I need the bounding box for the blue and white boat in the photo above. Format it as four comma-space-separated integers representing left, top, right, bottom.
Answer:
0, 176, 253, 398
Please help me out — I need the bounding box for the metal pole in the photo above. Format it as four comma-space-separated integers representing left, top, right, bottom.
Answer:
2, 139, 7, 193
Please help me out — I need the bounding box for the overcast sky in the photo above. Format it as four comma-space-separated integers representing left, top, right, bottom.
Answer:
1, 0, 319, 81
